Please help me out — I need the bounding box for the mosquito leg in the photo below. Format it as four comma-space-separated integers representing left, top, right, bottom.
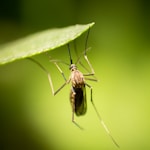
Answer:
82, 28, 97, 79
72, 120, 83, 130
84, 77, 98, 82
53, 62, 67, 82
82, 47, 98, 82
83, 27, 95, 73
83, 63, 98, 81
72, 109, 83, 130
27, 58, 68, 96
83, 54, 95, 75
85, 82, 120, 148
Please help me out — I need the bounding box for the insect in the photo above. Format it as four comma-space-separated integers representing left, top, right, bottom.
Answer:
28, 28, 119, 148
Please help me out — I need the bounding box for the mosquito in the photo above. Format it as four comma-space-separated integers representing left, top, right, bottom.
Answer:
28, 28, 119, 148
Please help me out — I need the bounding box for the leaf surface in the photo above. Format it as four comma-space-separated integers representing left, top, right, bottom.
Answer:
0, 22, 95, 65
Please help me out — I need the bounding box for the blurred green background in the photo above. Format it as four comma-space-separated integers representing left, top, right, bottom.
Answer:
0, 0, 150, 150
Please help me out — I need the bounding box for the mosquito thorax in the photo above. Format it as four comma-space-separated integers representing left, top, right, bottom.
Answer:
69, 64, 77, 71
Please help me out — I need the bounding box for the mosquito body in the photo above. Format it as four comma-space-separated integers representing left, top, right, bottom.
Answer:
51, 56, 92, 128
69, 64, 87, 120
28, 27, 119, 148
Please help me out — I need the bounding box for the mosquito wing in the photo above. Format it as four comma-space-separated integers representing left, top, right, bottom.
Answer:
73, 85, 87, 116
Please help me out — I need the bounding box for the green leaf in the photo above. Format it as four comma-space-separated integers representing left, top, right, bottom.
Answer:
0, 22, 95, 65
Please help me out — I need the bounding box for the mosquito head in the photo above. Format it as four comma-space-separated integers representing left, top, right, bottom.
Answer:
69, 64, 77, 71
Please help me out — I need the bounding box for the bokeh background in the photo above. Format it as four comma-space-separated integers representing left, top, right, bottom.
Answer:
0, 0, 150, 150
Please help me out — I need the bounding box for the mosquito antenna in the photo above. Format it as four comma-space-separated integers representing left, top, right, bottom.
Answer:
67, 44, 73, 65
